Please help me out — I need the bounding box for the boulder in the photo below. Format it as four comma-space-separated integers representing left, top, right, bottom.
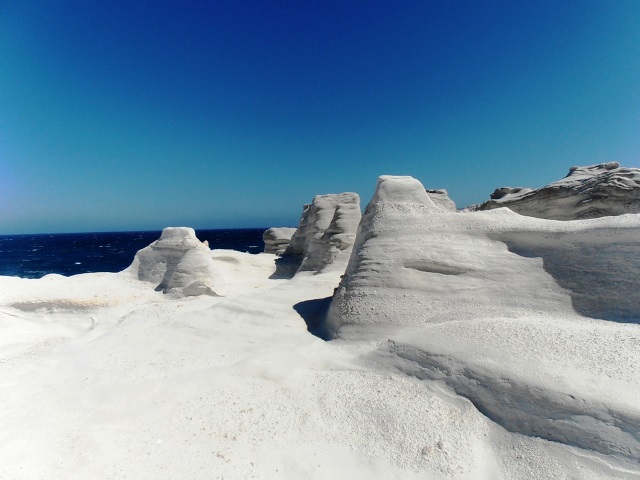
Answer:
125, 227, 222, 296
426, 188, 457, 211
263, 227, 296, 255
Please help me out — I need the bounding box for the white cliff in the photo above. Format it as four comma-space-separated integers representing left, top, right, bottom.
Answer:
327, 175, 640, 464
478, 162, 640, 219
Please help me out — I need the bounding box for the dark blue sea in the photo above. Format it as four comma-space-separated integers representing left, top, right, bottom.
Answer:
0, 229, 266, 279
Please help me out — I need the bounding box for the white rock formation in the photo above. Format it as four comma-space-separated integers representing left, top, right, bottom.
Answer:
327, 174, 640, 462
125, 227, 222, 296
479, 162, 640, 219
2, 186, 640, 478
426, 188, 457, 211
275, 193, 361, 276
262, 227, 296, 255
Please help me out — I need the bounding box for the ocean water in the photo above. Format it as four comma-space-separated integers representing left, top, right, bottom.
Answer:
0, 229, 267, 279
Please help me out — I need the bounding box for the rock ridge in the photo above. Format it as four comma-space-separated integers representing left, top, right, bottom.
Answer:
478, 162, 640, 220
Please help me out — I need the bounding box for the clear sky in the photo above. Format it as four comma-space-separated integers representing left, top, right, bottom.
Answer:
1, 1, 639, 234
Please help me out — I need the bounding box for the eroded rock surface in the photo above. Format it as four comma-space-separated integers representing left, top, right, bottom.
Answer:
125, 227, 221, 296
326, 174, 640, 462
263, 227, 296, 255
275, 193, 361, 276
426, 189, 457, 211
478, 162, 640, 220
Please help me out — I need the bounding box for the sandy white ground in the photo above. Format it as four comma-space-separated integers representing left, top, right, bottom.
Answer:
1, 231, 639, 478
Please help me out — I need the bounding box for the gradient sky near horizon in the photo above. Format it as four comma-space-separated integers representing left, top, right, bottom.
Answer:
1, 1, 639, 234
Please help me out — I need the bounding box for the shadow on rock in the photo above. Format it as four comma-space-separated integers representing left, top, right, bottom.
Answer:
498, 230, 640, 324
293, 297, 333, 340
269, 256, 300, 279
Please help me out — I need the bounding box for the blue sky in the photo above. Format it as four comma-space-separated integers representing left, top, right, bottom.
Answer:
1, 1, 639, 234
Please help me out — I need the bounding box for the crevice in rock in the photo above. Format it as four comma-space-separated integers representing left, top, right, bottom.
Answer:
403, 260, 469, 276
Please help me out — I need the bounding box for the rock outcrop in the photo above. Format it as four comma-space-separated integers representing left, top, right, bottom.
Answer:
426, 188, 457, 211
125, 227, 221, 296
478, 162, 640, 220
274, 193, 361, 277
263, 227, 296, 255
325, 174, 640, 462
328, 172, 640, 334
